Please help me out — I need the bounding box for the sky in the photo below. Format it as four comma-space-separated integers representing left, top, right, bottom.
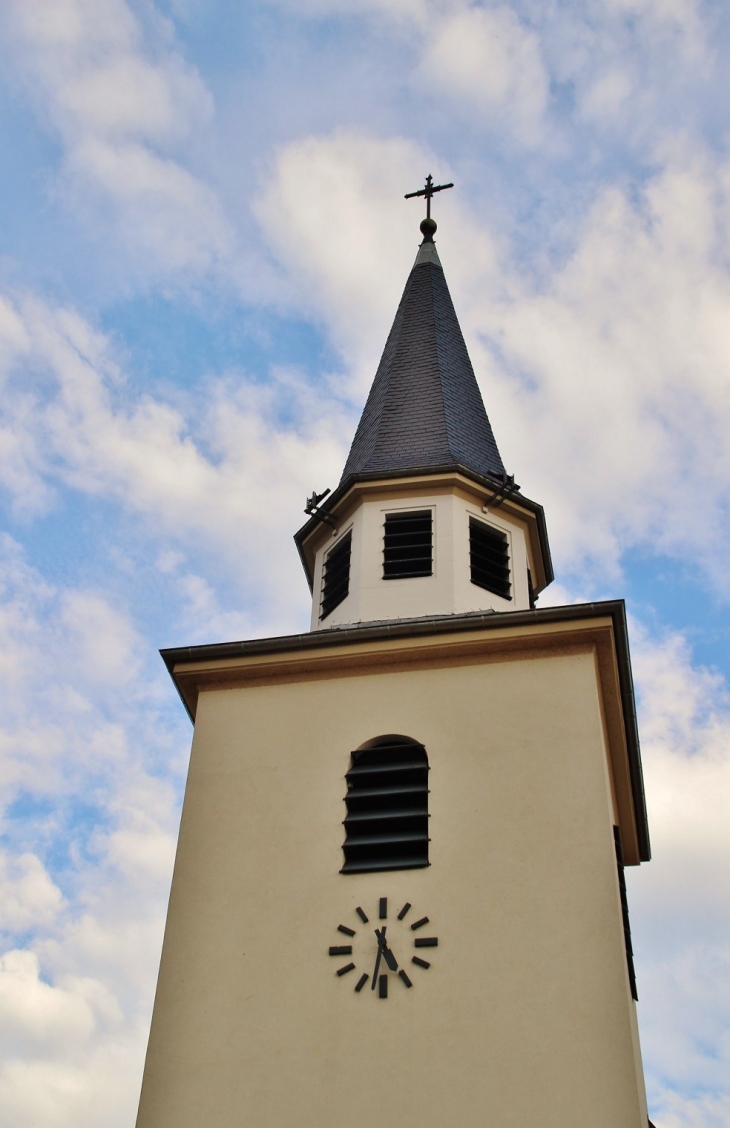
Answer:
0, 0, 729, 1124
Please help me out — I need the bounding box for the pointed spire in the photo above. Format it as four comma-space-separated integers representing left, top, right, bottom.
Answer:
340, 242, 506, 486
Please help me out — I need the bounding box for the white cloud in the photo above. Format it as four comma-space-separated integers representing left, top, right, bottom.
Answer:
0, 536, 183, 1126
3, 0, 211, 145
0, 292, 351, 628
580, 66, 635, 122
418, 6, 548, 141
1, 0, 232, 279
256, 0, 712, 148
650, 1092, 730, 1128
0, 965, 141, 1128
0, 533, 174, 804
542, 0, 709, 137
628, 625, 730, 1125
631, 625, 730, 939
257, 0, 428, 18
598, 0, 705, 53
257, 1, 548, 142
469, 145, 730, 586
65, 138, 230, 275
0, 856, 64, 935
59, 592, 141, 688
0, 951, 98, 1054
167, 567, 261, 643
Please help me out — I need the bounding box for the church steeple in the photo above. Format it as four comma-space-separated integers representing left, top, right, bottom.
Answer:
343, 175, 505, 487
139, 179, 651, 1128
340, 237, 506, 486
296, 185, 553, 630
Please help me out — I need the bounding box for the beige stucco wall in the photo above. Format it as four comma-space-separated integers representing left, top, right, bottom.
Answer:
137, 647, 647, 1128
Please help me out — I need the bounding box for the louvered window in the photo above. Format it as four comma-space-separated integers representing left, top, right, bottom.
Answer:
320, 531, 352, 620
614, 826, 638, 1000
469, 518, 511, 600
341, 739, 429, 874
383, 510, 432, 579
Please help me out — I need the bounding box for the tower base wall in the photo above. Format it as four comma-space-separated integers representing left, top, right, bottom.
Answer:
137, 622, 648, 1127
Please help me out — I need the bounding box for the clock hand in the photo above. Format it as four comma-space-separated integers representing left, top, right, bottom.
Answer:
373, 926, 399, 973
371, 928, 385, 989
376, 929, 399, 974
382, 945, 398, 972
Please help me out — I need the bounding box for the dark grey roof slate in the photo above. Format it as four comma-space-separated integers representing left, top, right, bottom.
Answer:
340, 244, 506, 484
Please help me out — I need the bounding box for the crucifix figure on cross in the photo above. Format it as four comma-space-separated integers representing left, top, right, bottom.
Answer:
405, 174, 454, 242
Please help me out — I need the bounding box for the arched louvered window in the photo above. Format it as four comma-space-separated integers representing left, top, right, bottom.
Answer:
341, 737, 429, 874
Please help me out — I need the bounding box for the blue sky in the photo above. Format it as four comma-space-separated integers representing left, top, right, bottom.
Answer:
1, 1, 730, 1124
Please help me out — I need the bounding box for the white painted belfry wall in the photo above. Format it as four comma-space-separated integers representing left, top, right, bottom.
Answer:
310, 484, 533, 631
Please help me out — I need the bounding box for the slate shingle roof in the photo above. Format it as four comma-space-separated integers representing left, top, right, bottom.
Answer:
340, 243, 506, 484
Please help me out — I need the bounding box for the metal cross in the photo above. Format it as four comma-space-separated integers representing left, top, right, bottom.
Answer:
404, 174, 454, 219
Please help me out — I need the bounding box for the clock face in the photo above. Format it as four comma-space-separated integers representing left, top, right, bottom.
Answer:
328, 897, 438, 998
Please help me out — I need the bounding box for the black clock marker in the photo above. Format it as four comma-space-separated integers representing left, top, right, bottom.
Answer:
356, 906, 369, 923
414, 937, 438, 948
379, 974, 388, 998
379, 898, 387, 920
329, 945, 353, 956
411, 916, 429, 930
337, 963, 356, 976
397, 903, 411, 920
338, 925, 356, 937
399, 970, 412, 988
355, 974, 369, 992
412, 956, 431, 969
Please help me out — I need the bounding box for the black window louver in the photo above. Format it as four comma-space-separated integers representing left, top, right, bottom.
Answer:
469, 517, 511, 600
383, 510, 432, 579
320, 531, 351, 620
341, 740, 429, 874
614, 826, 638, 1001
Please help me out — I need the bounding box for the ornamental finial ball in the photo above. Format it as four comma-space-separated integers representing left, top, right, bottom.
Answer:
420, 216, 437, 242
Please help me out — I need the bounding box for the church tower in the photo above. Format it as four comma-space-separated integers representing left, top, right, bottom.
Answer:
136, 182, 651, 1128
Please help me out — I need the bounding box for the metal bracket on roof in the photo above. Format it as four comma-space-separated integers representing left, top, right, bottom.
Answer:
304, 488, 337, 529
483, 473, 519, 514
